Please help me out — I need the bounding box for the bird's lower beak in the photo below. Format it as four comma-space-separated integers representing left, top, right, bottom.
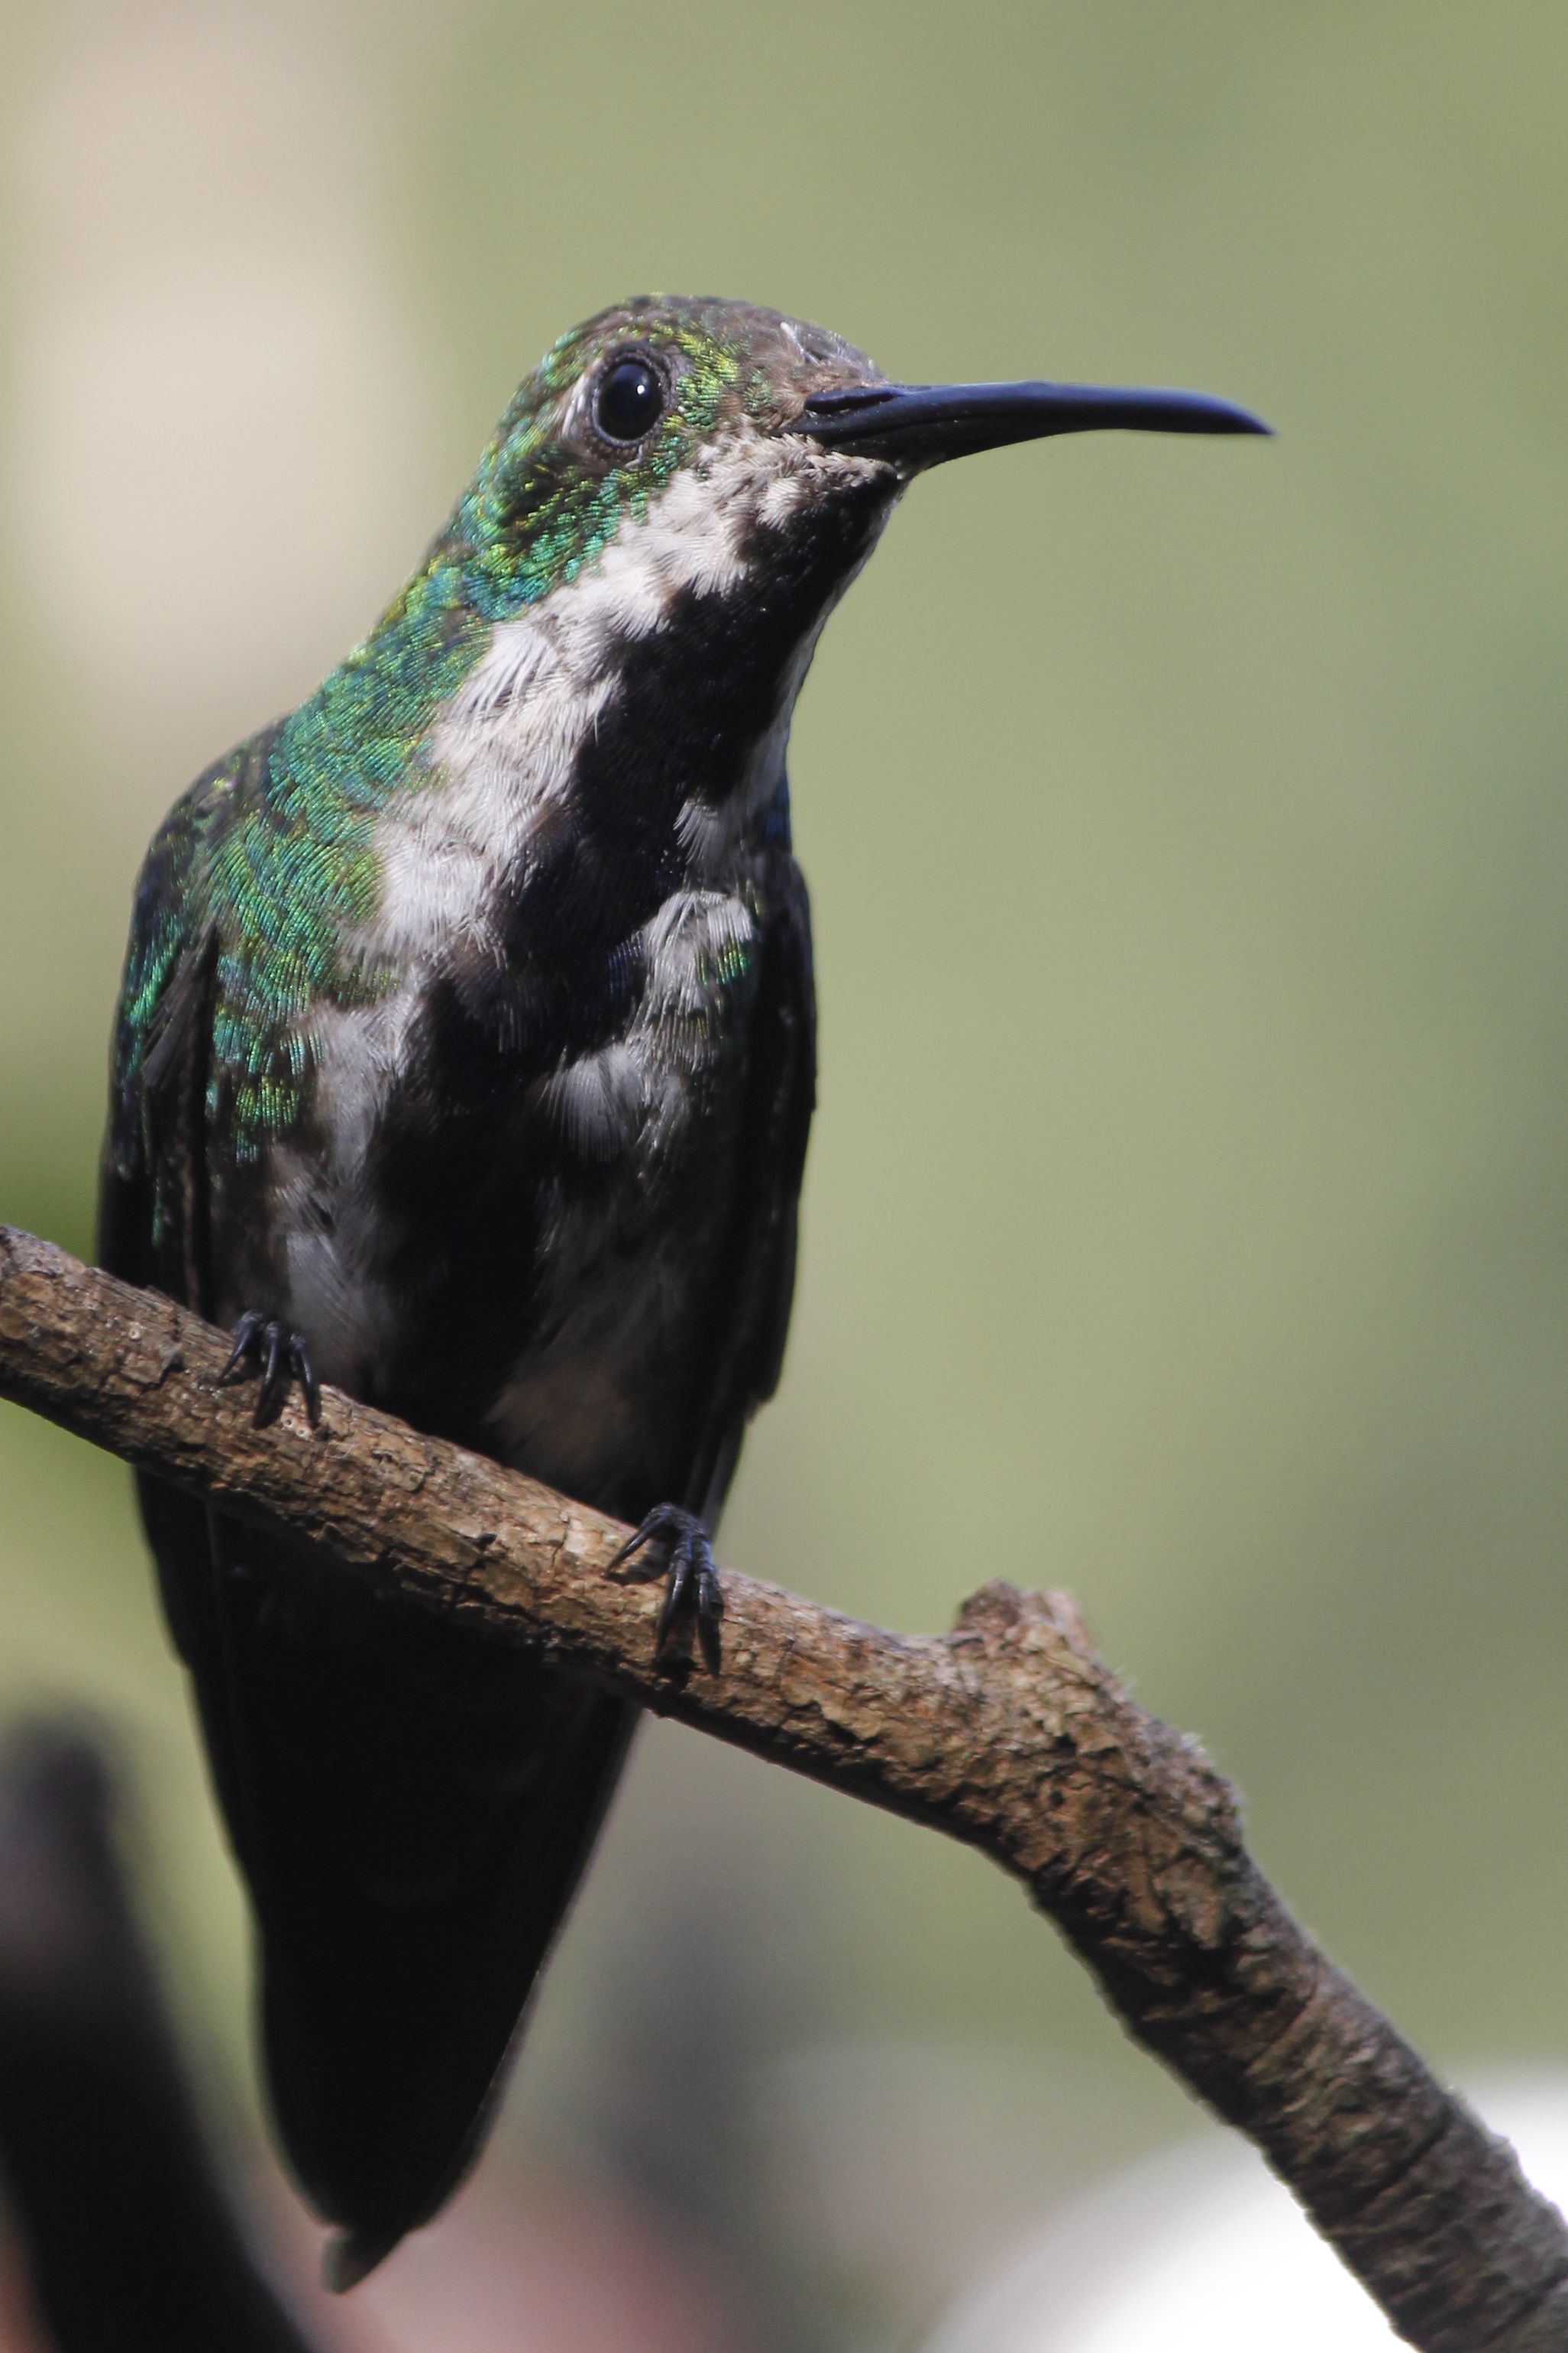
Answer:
787, 377, 1271, 465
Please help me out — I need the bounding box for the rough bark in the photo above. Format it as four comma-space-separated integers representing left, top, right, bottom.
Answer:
1, 1222, 1564, 2350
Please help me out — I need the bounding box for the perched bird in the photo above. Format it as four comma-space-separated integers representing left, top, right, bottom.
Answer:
99, 295, 1266, 2283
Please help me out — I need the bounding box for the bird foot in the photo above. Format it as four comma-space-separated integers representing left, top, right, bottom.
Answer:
607, 1505, 723, 1670
216, 1312, 322, 1429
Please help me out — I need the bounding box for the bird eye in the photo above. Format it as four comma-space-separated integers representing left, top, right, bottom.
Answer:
595, 354, 666, 444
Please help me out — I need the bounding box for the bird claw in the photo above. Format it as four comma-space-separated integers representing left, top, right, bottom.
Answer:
217, 1311, 322, 1429
607, 1505, 723, 1670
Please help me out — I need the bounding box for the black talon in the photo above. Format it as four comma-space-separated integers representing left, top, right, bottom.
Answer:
293, 1335, 322, 1427
217, 1312, 264, 1387
257, 1322, 286, 1421
607, 1504, 723, 1672
215, 1312, 323, 1429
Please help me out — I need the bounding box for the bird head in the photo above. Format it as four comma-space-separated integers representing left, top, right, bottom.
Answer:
443, 291, 1269, 630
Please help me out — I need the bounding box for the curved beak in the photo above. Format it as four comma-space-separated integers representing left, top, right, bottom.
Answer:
787, 377, 1272, 466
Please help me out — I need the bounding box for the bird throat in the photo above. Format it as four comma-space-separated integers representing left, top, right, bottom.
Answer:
438, 433, 897, 896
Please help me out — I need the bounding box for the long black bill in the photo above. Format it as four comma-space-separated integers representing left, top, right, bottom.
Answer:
788, 378, 1271, 465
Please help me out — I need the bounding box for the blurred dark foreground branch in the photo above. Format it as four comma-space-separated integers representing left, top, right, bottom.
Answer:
2, 1225, 1566, 2352
0, 1726, 315, 2353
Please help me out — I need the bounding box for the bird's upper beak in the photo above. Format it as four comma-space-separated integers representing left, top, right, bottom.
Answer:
786, 377, 1271, 465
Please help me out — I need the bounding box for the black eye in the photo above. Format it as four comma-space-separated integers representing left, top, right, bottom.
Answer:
596, 354, 665, 443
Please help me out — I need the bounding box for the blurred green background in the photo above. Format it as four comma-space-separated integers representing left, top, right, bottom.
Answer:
3, 2, 1568, 2345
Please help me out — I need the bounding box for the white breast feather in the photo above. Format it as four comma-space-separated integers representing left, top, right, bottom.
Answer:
279, 432, 835, 1396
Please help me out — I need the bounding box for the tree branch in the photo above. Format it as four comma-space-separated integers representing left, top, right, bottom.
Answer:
0, 1223, 1563, 2350
0, 1722, 318, 2351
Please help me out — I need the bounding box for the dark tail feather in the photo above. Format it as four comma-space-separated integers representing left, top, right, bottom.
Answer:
145, 1486, 635, 2272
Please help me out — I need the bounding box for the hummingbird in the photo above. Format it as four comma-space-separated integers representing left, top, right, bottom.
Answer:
99, 295, 1266, 2282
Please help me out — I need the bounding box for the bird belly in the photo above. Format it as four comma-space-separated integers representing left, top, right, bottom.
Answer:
234, 881, 759, 1520
483, 1188, 716, 1517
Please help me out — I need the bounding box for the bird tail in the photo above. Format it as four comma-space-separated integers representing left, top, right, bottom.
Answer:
147, 1485, 635, 2277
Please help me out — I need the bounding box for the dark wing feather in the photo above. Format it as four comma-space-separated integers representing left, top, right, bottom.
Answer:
99, 783, 215, 1310
100, 781, 257, 1830
684, 850, 816, 1524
